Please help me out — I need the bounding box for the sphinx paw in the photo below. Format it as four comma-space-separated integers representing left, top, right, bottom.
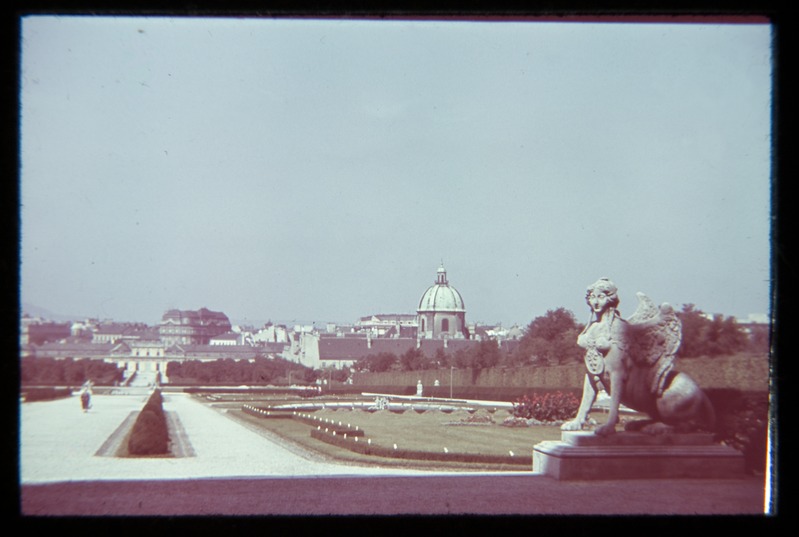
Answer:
641, 422, 674, 435
561, 420, 583, 431
595, 423, 617, 436
624, 419, 655, 432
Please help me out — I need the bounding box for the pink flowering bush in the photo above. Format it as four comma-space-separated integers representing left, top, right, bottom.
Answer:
511, 391, 580, 423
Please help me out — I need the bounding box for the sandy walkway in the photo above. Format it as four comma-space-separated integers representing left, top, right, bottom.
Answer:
20, 392, 452, 484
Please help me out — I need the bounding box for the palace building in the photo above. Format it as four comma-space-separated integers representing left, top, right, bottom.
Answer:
158, 307, 232, 346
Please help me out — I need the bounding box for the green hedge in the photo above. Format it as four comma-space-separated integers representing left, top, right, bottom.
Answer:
310, 428, 529, 466
128, 389, 170, 456
23, 387, 73, 402
241, 405, 366, 435
241, 405, 297, 420
294, 413, 365, 436
706, 389, 770, 474
325, 385, 581, 403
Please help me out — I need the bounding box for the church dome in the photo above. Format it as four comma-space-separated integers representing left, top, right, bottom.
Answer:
417, 264, 465, 313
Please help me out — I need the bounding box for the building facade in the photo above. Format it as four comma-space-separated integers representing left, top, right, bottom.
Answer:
158, 307, 232, 346
20, 318, 72, 346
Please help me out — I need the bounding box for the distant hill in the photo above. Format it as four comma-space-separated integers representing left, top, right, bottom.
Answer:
21, 303, 87, 323
21, 303, 350, 329
20, 306, 339, 329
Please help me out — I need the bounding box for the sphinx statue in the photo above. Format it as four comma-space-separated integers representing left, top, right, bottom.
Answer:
561, 278, 715, 436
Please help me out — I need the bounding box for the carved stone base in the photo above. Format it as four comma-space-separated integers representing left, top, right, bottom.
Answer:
532, 431, 745, 480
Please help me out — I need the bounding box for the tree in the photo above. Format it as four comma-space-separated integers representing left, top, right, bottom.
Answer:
453, 348, 470, 368
62, 358, 85, 384
399, 348, 427, 371
746, 323, 770, 353
676, 304, 748, 358
516, 308, 583, 365
471, 339, 501, 369
331, 367, 350, 383
20, 357, 123, 386
676, 304, 707, 357
85, 359, 124, 385
366, 352, 398, 373
433, 347, 449, 368
164, 357, 314, 385
718, 315, 748, 355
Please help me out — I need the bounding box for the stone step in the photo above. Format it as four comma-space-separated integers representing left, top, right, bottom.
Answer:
562, 430, 716, 447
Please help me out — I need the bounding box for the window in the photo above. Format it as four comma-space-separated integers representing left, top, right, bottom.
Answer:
441, 319, 449, 332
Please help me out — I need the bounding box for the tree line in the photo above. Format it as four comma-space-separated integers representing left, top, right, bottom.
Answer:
354, 305, 769, 373
21, 357, 125, 386
20, 356, 317, 386
165, 357, 316, 385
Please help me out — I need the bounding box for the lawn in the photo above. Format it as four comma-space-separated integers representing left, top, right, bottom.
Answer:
207, 394, 623, 471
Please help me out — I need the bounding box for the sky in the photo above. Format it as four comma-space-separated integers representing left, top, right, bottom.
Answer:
19, 15, 773, 328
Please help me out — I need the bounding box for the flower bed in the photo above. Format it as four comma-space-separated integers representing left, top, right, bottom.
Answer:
509, 391, 580, 423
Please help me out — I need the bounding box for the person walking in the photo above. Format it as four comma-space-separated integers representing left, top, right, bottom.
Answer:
79, 380, 93, 412
80, 389, 91, 412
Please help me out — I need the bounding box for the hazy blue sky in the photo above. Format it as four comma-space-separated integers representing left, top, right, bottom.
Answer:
20, 16, 773, 327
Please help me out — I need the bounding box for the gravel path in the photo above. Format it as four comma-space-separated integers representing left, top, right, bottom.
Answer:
20, 392, 447, 484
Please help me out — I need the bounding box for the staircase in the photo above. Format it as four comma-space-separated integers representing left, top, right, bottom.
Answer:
128, 371, 158, 387
111, 370, 159, 395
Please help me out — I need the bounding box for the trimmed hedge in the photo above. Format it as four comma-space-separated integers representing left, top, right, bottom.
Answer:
323, 385, 582, 402
241, 405, 365, 435
23, 387, 73, 402
241, 405, 298, 421
294, 413, 365, 436
128, 389, 170, 456
310, 428, 528, 466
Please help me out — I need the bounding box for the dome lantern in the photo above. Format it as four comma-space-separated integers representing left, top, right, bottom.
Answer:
436, 264, 448, 285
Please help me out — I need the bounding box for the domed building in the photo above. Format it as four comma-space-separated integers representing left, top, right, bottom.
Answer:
417, 264, 469, 339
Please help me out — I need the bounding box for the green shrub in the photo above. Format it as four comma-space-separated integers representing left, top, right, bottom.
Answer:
707, 389, 770, 474
142, 390, 164, 416
127, 389, 170, 456
128, 410, 169, 455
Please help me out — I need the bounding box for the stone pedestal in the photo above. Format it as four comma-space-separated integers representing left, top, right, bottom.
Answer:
533, 431, 745, 480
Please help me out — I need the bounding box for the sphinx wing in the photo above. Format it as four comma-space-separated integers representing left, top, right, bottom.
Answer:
626, 293, 682, 396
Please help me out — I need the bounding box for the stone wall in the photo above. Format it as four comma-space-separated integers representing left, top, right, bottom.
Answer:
352, 363, 586, 394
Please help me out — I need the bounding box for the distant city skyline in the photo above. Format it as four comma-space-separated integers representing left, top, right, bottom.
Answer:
19, 297, 771, 329
20, 16, 773, 328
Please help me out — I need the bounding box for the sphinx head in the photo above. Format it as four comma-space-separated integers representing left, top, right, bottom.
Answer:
585, 277, 620, 314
